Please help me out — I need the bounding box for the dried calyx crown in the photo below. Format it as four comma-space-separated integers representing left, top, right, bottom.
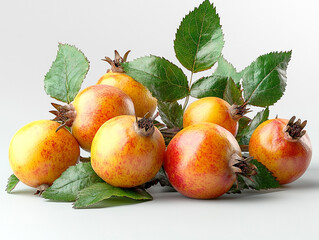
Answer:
50, 103, 76, 132
134, 112, 160, 137
229, 102, 251, 121
230, 154, 257, 186
285, 116, 307, 140
102, 50, 131, 73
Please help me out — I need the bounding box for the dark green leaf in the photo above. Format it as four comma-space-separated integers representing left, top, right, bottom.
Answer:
215, 56, 243, 84
73, 183, 152, 209
228, 159, 280, 193
248, 160, 281, 190
242, 51, 292, 107
42, 162, 104, 202
6, 174, 19, 193
237, 107, 269, 145
44, 43, 90, 103
223, 78, 244, 105
122, 56, 189, 101
190, 75, 228, 98
174, 0, 224, 73
158, 101, 183, 128
236, 117, 251, 141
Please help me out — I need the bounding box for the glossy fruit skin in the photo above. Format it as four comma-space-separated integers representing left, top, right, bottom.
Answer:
97, 72, 157, 118
9, 120, 80, 188
183, 97, 238, 136
91, 115, 165, 188
249, 119, 312, 185
72, 84, 135, 152
164, 122, 241, 199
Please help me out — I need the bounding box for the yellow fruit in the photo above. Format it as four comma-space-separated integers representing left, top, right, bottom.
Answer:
97, 50, 157, 118
91, 115, 165, 188
9, 120, 80, 188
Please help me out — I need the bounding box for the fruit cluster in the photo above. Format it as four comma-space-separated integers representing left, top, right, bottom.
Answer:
6, 0, 313, 208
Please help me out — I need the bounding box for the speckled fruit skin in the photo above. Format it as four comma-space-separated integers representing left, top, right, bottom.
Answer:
97, 72, 157, 118
91, 115, 165, 188
72, 84, 135, 152
9, 120, 80, 188
183, 97, 238, 136
164, 122, 241, 199
249, 119, 312, 185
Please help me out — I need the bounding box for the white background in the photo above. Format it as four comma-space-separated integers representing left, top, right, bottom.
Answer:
0, 0, 318, 239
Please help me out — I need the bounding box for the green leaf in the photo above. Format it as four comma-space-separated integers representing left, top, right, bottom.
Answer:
73, 183, 152, 209
228, 159, 280, 193
236, 117, 251, 140
248, 160, 281, 190
174, 0, 224, 73
215, 56, 243, 84
237, 107, 269, 145
242, 51, 292, 107
42, 162, 104, 202
6, 174, 19, 193
158, 101, 183, 128
190, 75, 228, 98
223, 78, 244, 105
122, 56, 189, 101
44, 43, 90, 103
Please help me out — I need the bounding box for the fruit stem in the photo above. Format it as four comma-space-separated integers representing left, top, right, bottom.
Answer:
102, 50, 130, 73
230, 154, 257, 178
182, 72, 194, 112
229, 102, 251, 121
134, 112, 160, 137
79, 156, 91, 163
284, 116, 307, 140
240, 145, 249, 152
35, 184, 50, 196
50, 103, 76, 132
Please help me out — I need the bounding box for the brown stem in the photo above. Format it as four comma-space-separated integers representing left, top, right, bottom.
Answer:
230, 154, 257, 179
102, 50, 131, 73
240, 145, 249, 152
229, 102, 251, 121
50, 103, 76, 132
134, 112, 160, 137
284, 116, 307, 140
35, 184, 50, 196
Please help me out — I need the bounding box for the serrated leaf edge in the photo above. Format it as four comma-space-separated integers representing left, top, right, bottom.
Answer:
173, 0, 224, 73
44, 43, 90, 103
6, 174, 19, 193
242, 50, 292, 107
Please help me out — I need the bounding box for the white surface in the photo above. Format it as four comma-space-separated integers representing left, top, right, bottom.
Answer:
0, 0, 318, 239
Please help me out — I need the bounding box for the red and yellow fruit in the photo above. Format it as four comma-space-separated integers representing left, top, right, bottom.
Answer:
249, 116, 312, 184
183, 97, 248, 136
51, 84, 135, 152
91, 115, 165, 188
164, 122, 256, 199
9, 120, 80, 188
97, 50, 157, 118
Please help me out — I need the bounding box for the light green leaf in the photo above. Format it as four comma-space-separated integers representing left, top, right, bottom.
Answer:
44, 43, 90, 103
42, 162, 104, 202
242, 51, 292, 107
73, 182, 152, 209
215, 56, 243, 84
122, 56, 189, 101
6, 174, 19, 193
174, 0, 224, 73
